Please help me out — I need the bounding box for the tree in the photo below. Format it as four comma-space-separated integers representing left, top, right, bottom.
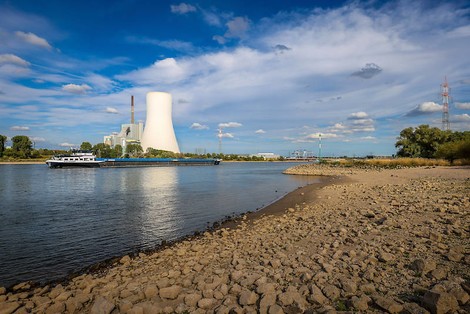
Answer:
0, 135, 7, 157
92, 143, 113, 158
11, 135, 33, 158
80, 141, 93, 151
395, 125, 448, 158
126, 144, 143, 157
114, 144, 123, 157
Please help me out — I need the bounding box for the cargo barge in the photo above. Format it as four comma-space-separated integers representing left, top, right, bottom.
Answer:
98, 158, 221, 167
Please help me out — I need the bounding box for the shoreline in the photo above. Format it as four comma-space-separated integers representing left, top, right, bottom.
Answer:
1, 165, 468, 313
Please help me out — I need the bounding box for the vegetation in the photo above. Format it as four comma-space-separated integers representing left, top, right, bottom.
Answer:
395, 125, 469, 163
0, 134, 6, 157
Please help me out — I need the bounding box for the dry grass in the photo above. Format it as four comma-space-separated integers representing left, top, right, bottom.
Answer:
326, 158, 451, 168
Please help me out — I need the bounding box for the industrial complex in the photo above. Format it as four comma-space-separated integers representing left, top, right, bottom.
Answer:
104, 92, 180, 154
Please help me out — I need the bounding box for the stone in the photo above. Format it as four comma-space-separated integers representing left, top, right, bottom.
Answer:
90, 296, 115, 314
45, 302, 66, 314
448, 285, 469, 305
198, 298, 216, 309
410, 259, 437, 275
0, 287, 6, 295
422, 290, 458, 314
348, 296, 369, 311
431, 268, 447, 280
259, 292, 277, 312
0, 302, 21, 314
120, 255, 131, 264
378, 251, 395, 263
185, 293, 202, 307
55, 291, 73, 301
403, 302, 430, 314
239, 290, 258, 306
308, 284, 327, 305
268, 304, 284, 314
159, 285, 182, 299
374, 296, 403, 313
143, 285, 158, 299
322, 284, 340, 301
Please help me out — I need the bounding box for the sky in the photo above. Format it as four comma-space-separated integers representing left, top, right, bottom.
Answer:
0, 0, 469, 157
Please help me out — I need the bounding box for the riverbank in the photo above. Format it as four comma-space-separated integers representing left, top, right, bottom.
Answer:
0, 165, 468, 313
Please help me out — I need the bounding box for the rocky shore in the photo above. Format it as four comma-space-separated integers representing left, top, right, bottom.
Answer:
1, 165, 469, 313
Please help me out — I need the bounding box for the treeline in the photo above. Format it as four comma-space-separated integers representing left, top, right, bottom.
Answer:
395, 125, 469, 162
0, 136, 267, 161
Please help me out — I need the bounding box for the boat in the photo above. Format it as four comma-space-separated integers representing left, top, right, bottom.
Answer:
45, 150, 105, 168
99, 157, 221, 167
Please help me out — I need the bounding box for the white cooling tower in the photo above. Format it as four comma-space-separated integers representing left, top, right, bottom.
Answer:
141, 92, 180, 153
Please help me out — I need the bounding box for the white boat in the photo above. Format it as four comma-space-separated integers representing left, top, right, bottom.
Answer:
45, 151, 104, 168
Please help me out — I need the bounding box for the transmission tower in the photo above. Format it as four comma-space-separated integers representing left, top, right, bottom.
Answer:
441, 77, 450, 131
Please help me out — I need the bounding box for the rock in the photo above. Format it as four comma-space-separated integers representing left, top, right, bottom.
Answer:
448, 285, 469, 305
239, 290, 258, 306
198, 298, 216, 309
447, 249, 463, 262
143, 285, 158, 299
120, 255, 131, 264
185, 293, 202, 307
45, 302, 66, 314
348, 296, 370, 311
90, 296, 115, 314
422, 290, 459, 314
322, 284, 340, 301
268, 304, 284, 314
0, 302, 21, 314
410, 259, 437, 275
12, 282, 30, 292
0, 287, 6, 295
55, 291, 73, 302
431, 268, 447, 280
159, 285, 182, 299
308, 284, 327, 305
378, 251, 395, 263
374, 296, 403, 313
259, 292, 277, 312
403, 302, 430, 314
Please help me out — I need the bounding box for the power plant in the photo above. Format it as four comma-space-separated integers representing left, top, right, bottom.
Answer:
104, 92, 180, 153
141, 92, 180, 153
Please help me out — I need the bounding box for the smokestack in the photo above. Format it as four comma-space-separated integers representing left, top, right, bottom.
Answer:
131, 95, 135, 124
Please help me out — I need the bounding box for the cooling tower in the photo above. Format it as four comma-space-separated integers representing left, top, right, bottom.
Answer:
141, 92, 180, 153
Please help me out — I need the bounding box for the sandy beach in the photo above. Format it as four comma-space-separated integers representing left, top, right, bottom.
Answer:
0, 165, 468, 313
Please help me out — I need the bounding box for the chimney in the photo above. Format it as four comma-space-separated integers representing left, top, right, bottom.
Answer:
131, 95, 135, 124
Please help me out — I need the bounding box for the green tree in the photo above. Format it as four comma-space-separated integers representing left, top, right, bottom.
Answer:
0, 135, 7, 157
92, 143, 113, 158
114, 144, 123, 157
126, 144, 143, 157
395, 125, 448, 158
80, 141, 93, 151
11, 135, 33, 158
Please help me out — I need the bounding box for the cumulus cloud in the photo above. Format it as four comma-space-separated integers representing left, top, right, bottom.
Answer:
218, 132, 234, 138
10, 126, 30, 131
190, 122, 209, 130
307, 133, 339, 139
361, 136, 376, 140
0, 54, 30, 66
348, 112, 369, 119
455, 102, 470, 110
62, 83, 92, 94
105, 107, 118, 114
255, 129, 266, 134
170, 3, 196, 15
453, 113, 470, 122
59, 142, 76, 147
219, 122, 242, 128
15, 31, 52, 50
31, 137, 46, 142
406, 102, 442, 116
351, 63, 382, 79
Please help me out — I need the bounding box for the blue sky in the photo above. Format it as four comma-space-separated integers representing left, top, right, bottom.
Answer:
0, 0, 469, 156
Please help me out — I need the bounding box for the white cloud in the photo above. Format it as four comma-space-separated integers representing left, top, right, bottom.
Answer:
59, 142, 76, 147
255, 129, 266, 134
30, 136, 46, 142
348, 112, 369, 119
406, 102, 442, 116
455, 102, 470, 110
170, 3, 196, 15
307, 133, 339, 139
190, 122, 209, 130
361, 136, 377, 140
105, 107, 118, 114
15, 31, 52, 50
225, 17, 250, 39
351, 63, 382, 79
0, 54, 30, 66
218, 122, 242, 128
453, 114, 470, 122
218, 132, 234, 138
62, 83, 92, 94
10, 126, 30, 131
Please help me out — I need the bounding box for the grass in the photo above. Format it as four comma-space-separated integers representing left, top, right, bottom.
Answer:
327, 158, 452, 168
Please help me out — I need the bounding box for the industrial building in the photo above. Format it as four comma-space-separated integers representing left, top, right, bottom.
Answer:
104, 92, 180, 154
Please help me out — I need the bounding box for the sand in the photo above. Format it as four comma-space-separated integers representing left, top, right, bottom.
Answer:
0, 165, 468, 313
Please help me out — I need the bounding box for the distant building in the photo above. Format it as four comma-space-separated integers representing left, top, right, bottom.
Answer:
252, 152, 280, 160
103, 122, 144, 149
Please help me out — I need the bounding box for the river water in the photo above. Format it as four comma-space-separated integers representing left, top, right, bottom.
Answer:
0, 162, 318, 287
